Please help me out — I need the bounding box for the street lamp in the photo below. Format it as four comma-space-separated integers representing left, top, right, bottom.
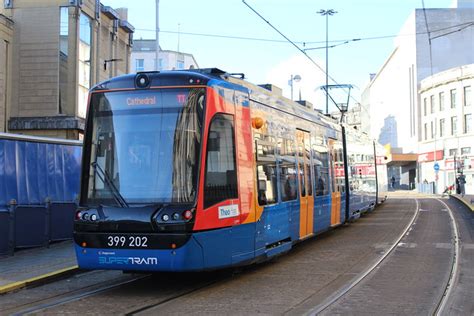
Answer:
288, 74, 301, 100
317, 9, 337, 114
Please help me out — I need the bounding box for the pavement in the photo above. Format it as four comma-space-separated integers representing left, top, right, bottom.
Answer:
450, 194, 474, 211
0, 192, 472, 297
0, 241, 78, 295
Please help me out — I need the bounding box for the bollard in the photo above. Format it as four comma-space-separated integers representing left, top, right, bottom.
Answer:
8, 199, 17, 256
45, 197, 51, 248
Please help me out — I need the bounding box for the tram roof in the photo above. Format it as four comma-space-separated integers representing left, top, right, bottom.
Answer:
90, 68, 345, 130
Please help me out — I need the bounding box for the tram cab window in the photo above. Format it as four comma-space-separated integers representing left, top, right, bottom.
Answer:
256, 139, 277, 205
278, 138, 298, 202
203, 114, 238, 208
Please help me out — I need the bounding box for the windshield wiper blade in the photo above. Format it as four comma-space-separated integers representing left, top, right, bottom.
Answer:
91, 162, 129, 208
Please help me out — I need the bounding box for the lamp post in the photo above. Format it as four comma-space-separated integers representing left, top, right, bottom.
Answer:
155, 0, 160, 71
288, 74, 301, 100
317, 9, 337, 114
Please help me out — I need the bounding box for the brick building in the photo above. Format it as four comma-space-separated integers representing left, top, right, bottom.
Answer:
0, 0, 134, 139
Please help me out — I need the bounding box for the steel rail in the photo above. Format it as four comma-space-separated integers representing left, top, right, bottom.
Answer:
433, 198, 460, 315
124, 277, 228, 315
10, 274, 150, 316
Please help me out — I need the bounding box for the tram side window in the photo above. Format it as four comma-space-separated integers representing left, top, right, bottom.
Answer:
256, 140, 278, 205
204, 114, 238, 208
313, 149, 330, 196
278, 138, 298, 202
337, 149, 345, 193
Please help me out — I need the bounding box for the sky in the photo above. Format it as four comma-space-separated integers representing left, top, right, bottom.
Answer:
101, 0, 454, 113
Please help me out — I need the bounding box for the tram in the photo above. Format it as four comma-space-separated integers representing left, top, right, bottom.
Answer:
73, 69, 387, 272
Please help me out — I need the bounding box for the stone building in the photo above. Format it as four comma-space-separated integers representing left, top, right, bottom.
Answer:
418, 64, 473, 194
0, 0, 134, 139
0, 13, 13, 133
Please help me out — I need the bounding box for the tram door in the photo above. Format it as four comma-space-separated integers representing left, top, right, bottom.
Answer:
329, 139, 342, 226
297, 130, 314, 238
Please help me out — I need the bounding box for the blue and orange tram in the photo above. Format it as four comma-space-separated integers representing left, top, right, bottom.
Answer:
74, 69, 388, 272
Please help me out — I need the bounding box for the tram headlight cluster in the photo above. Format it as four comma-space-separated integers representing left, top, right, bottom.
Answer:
158, 209, 194, 223
75, 210, 99, 222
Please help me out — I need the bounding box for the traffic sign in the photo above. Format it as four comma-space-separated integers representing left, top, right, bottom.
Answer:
434, 162, 440, 171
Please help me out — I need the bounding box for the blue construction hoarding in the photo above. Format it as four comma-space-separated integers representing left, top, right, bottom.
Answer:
0, 133, 82, 256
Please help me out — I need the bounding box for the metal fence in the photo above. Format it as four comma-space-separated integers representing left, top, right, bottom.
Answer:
0, 133, 82, 256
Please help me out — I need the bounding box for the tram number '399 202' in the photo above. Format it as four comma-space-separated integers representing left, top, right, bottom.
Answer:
107, 235, 148, 248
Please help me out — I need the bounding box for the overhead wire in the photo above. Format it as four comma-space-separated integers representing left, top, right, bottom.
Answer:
131, 21, 474, 47
241, 0, 359, 109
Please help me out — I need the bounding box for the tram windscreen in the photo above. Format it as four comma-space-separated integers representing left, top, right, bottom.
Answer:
84, 88, 205, 206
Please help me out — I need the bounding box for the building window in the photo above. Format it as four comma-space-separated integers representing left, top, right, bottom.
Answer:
449, 148, 457, 156
464, 114, 472, 134
461, 147, 471, 155
464, 86, 471, 107
430, 95, 435, 114
423, 98, 427, 116
424, 123, 427, 140
439, 118, 445, 137
136, 59, 144, 71
450, 89, 456, 108
78, 12, 92, 119
155, 58, 165, 70
451, 116, 457, 135
430, 121, 435, 139
439, 92, 445, 111
59, 7, 69, 114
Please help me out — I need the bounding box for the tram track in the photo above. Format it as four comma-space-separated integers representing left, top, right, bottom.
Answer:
433, 198, 460, 315
7, 269, 234, 315
4, 273, 151, 315
306, 198, 422, 315
309, 197, 460, 315
4, 197, 459, 315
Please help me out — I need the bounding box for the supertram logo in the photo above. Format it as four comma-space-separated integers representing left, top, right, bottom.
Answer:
99, 256, 158, 265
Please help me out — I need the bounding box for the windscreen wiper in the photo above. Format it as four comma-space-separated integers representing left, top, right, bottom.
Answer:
91, 162, 129, 208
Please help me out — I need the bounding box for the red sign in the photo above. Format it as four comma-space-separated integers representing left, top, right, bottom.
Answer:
418, 150, 443, 162
334, 165, 345, 177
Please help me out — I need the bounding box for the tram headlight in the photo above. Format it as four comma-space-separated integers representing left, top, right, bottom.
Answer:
82, 212, 89, 221
162, 214, 170, 222
135, 73, 150, 89
183, 210, 193, 221
172, 213, 180, 221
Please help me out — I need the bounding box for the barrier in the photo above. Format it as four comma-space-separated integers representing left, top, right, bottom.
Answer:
0, 201, 78, 256
0, 133, 82, 256
0, 208, 12, 256
418, 182, 435, 194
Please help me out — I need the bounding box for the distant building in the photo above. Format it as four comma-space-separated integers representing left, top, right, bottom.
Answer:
361, 4, 474, 190
378, 115, 398, 148
130, 39, 198, 73
418, 64, 473, 194
0, 0, 135, 139
363, 7, 473, 153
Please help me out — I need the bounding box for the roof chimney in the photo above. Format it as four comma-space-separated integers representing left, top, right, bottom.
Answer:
297, 100, 313, 109
258, 84, 282, 96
